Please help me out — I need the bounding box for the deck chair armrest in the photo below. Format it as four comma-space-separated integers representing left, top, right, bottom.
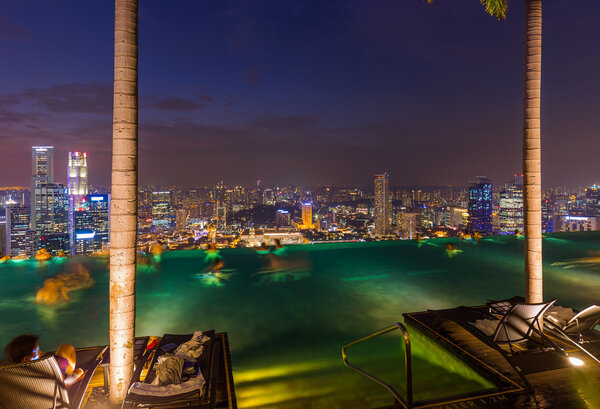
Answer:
128, 344, 158, 389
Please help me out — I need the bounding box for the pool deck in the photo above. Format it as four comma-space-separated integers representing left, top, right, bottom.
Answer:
83, 332, 237, 409
396, 305, 600, 409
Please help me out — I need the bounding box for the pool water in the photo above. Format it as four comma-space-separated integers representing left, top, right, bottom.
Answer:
2, 232, 600, 408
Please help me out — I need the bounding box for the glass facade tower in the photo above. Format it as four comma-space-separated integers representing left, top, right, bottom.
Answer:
374, 173, 391, 236
468, 177, 493, 234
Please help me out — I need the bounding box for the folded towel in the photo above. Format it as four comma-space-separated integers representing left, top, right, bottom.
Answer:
153, 354, 184, 386
130, 372, 205, 397
174, 331, 210, 361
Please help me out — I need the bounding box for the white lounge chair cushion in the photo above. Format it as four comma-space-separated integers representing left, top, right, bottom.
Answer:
546, 305, 575, 327
474, 319, 499, 337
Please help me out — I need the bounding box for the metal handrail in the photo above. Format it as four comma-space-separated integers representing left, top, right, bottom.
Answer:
342, 322, 412, 409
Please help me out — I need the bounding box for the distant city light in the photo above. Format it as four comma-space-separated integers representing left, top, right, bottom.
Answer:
76, 232, 95, 239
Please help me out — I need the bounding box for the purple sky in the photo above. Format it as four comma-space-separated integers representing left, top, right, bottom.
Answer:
1, 1, 599, 188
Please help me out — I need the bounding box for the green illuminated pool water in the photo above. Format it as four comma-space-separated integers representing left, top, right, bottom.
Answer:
2, 232, 600, 408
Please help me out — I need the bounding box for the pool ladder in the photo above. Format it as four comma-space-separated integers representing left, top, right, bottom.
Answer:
342, 322, 413, 409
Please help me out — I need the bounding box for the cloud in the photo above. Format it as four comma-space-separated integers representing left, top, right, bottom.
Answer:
151, 97, 209, 111
223, 93, 250, 109
0, 94, 20, 108
251, 113, 321, 132
22, 82, 112, 114
197, 94, 214, 103
0, 14, 34, 42
140, 121, 247, 151
243, 67, 261, 87
0, 109, 46, 125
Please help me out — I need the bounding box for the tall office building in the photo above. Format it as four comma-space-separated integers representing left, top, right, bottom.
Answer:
374, 173, 392, 236
5, 204, 33, 257
175, 208, 189, 231
499, 175, 524, 234
302, 203, 313, 227
31, 146, 54, 231
151, 191, 172, 226
585, 186, 600, 216
0, 217, 5, 257
68, 152, 89, 252
468, 177, 493, 234
67, 152, 88, 200
72, 194, 110, 254
276, 209, 291, 227
33, 183, 69, 235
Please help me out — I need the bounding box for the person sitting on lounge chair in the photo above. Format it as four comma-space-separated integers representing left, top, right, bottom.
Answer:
3, 334, 84, 386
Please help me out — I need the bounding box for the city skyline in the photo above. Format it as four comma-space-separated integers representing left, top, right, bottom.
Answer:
1, 1, 599, 187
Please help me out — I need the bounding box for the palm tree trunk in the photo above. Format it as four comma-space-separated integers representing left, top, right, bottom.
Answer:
523, 0, 542, 304
109, 0, 138, 405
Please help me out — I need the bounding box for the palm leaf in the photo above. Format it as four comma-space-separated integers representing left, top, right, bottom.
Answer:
480, 0, 509, 20
425, 0, 509, 21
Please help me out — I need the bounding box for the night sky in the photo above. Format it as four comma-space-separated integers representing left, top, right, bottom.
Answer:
1, 1, 599, 188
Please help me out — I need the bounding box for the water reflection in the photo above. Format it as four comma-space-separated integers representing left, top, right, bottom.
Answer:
552, 251, 600, 270
35, 265, 94, 305
255, 252, 311, 284
444, 242, 462, 258
194, 271, 235, 287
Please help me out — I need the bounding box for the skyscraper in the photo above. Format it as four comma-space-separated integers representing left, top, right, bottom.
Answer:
585, 186, 600, 216
499, 175, 524, 234
68, 152, 88, 201
374, 173, 391, 236
175, 208, 189, 231
68, 152, 88, 253
5, 204, 33, 257
31, 146, 54, 231
33, 184, 69, 235
302, 203, 313, 228
73, 194, 110, 254
31, 146, 69, 253
151, 191, 172, 226
468, 177, 493, 234
276, 209, 291, 227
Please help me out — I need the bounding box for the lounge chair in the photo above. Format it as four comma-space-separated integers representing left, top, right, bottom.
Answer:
121, 331, 221, 409
433, 299, 565, 389
489, 297, 600, 366
546, 305, 600, 342
488, 299, 557, 352
542, 305, 600, 364
0, 345, 106, 409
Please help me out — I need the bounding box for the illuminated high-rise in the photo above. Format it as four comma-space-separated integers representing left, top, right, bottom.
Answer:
374, 173, 391, 236
73, 194, 110, 254
276, 209, 291, 227
468, 177, 493, 234
5, 204, 34, 257
31, 146, 54, 231
152, 191, 172, 227
68, 152, 88, 252
499, 175, 523, 234
302, 203, 313, 227
68, 152, 88, 201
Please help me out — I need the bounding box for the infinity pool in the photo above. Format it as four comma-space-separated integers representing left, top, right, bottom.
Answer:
2, 232, 600, 408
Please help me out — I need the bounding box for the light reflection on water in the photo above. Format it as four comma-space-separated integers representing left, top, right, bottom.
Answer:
2, 233, 600, 407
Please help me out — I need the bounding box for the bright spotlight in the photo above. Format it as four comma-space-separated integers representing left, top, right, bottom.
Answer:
568, 356, 584, 367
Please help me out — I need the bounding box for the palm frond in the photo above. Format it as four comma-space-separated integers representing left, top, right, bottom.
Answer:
480, 0, 509, 20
